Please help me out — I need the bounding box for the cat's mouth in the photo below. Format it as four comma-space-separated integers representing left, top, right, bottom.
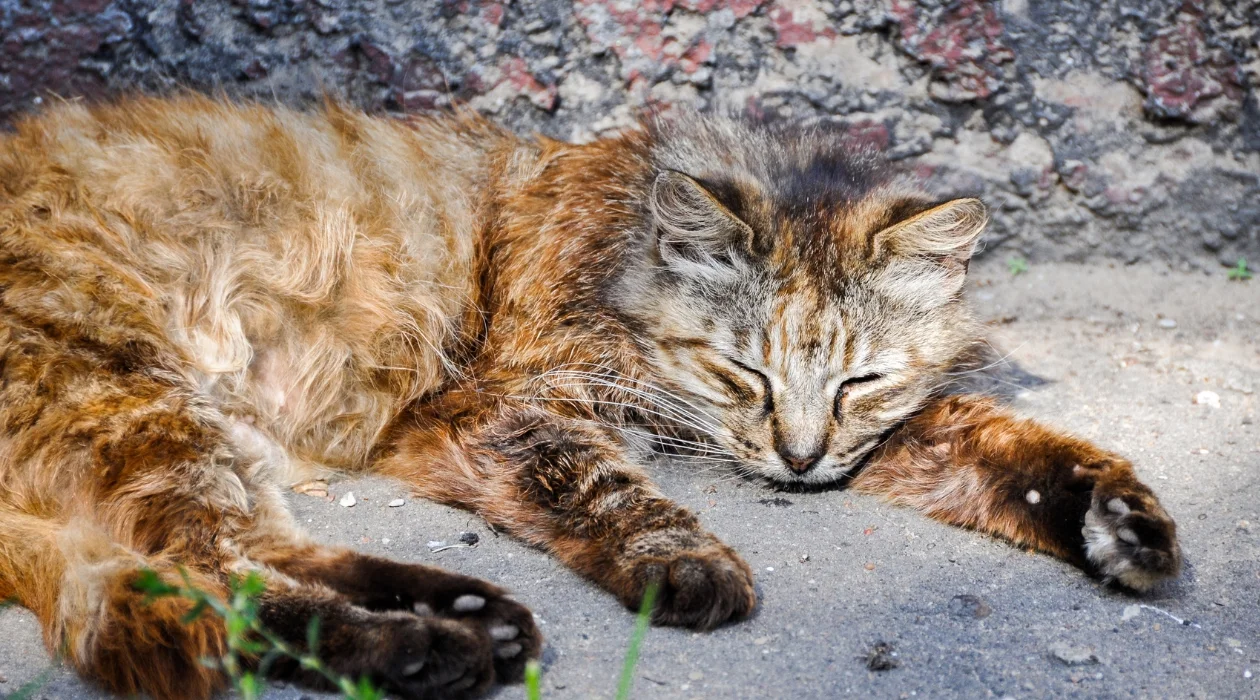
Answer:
748, 436, 882, 489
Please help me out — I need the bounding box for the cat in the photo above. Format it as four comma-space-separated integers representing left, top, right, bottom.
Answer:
0, 95, 1180, 699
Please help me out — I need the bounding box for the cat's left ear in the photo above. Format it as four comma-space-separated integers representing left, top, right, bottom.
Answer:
870, 198, 988, 306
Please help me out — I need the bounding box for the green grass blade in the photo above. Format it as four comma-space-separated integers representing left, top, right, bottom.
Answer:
525, 659, 542, 700
615, 582, 659, 700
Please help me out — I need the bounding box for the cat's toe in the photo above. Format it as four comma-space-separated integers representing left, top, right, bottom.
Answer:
632, 543, 757, 630
383, 616, 495, 700
1082, 484, 1181, 591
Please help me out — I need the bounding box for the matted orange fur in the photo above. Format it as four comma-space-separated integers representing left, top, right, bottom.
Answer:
0, 96, 1179, 699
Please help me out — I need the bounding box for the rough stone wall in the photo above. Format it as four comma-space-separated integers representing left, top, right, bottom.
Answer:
3, 0, 1258, 267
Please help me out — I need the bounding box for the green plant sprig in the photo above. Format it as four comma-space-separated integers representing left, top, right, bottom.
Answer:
134, 568, 383, 700
1227, 258, 1252, 281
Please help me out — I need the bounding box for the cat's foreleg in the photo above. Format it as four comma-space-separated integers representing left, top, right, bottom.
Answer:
383, 404, 756, 629
851, 395, 1181, 590
244, 537, 541, 682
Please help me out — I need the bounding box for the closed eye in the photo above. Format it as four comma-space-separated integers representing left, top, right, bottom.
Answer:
834, 373, 884, 416
728, 359, 774, 415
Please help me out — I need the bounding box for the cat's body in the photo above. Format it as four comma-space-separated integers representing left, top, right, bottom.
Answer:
0, 96, 1181, 699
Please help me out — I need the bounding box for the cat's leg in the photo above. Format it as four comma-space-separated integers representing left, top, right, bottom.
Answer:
241, 512, 541, 683
850, 395, 1181, 590
0, 341, 499, 699
379, 405, 757, 630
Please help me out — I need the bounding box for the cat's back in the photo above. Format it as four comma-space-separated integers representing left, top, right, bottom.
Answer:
0, 96, 516, 469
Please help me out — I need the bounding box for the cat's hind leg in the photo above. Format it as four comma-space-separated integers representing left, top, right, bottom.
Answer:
0, 337, 499, 699
851, 395, 1181, 590
0, 509, 233, 699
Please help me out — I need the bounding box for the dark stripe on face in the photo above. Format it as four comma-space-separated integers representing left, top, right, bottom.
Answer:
696, 357, 757, 403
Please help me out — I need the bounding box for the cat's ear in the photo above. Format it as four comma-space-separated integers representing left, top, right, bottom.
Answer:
650, 170, 754, 277
870, 198, 987, 306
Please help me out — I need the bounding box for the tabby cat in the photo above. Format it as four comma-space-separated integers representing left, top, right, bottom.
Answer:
0, 96, 1180, 699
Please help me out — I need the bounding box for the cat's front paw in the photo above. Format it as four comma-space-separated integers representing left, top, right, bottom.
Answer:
379, 615, 495, 700
408, 574, 542, 683
627, 540, 756, 630
1082, 478, 1181, 591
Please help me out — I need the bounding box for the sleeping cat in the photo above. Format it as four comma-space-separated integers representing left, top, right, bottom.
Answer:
0, 96, 1180, 699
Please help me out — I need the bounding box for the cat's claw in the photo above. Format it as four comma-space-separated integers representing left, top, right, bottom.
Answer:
1082, 480, 1181, 591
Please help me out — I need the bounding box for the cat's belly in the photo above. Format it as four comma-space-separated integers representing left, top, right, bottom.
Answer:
202, 332, 449, 476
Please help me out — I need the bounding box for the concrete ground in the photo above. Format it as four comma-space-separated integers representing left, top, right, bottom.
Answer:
2, 260, 1257, 699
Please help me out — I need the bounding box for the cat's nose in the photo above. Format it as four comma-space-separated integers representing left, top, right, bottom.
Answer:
777, 446, 822, 474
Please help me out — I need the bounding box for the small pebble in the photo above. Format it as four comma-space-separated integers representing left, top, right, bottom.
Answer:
1194, 390, 1221, 409
338, 491, 356, 508
1158, 318, 1177, 329
864, 641, 899, 671
388, 498, 405, 507
1049, 642, 1099, 666
1246, 670, 1253, 679
458, 532, 480, 546
948, 594, 992, 619
1122, 605, 1140, 622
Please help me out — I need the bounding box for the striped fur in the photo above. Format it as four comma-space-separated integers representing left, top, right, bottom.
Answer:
0, 97, 1178, 699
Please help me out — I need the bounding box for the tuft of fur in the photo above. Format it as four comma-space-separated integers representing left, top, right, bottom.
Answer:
0, 96, 1179, 699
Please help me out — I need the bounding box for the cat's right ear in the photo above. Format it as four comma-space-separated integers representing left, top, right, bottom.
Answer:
650, 170, 754, 278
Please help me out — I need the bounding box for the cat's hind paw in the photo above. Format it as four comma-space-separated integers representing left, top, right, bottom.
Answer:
1082, 481, 1181, 591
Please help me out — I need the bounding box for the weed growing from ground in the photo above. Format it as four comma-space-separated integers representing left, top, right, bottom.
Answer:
1228, 258, 1252, 281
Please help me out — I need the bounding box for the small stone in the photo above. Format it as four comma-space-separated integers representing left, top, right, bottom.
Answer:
864, 562, 876, 571
1194, 390, 1221, 408
388, 498, 405, 507
1226, 638, 1243, 648
864, 641, 899, 671
799, 553, 810, 562
1050, 642, 1099, 666
948, 594, 992, 619
338, 491, 356, 508
1122, 605, 1140, 622
1158, 318, 1177, 329
1246, 669, 1252, 679
458, 532, 480, 546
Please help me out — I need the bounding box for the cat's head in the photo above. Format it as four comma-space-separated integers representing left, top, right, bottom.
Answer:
620, 116, 986, 486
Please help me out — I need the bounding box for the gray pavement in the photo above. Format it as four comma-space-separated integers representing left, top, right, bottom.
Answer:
2, 260, 1257, 699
